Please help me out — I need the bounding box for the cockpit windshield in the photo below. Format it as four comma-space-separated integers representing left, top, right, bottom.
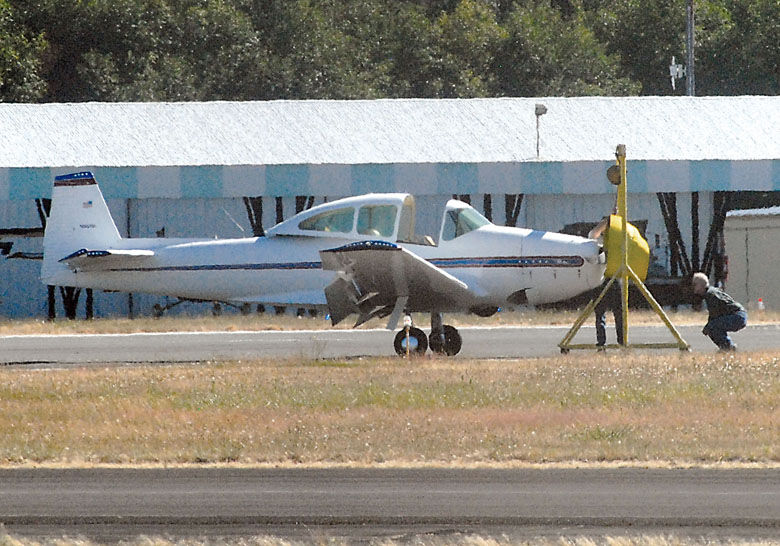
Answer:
298, 207, 354, 233
357, 205, 397, 237
441, 207, 491, 241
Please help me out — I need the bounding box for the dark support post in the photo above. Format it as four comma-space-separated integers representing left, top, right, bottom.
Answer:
274, 195, 286, 314
38, 199, 55, 321
452, 194, 471, 204
483, 195, 493, 222
701, 191, 731, 280
657, 192, 691, 278
504, 194, 523, 227
669, 194, 691, 275
691, 192, 700, 272
275, 197, 284, 224
47, 286, 56, 320
60, 286, 81, 320
243, 196, 265, 237
35, 198, 51, 226
295, 196, 315, 214
85, 289, 94, 320
657, 194, 678, 276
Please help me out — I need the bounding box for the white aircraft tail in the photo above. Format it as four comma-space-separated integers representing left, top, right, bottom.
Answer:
41, 172, 122, 284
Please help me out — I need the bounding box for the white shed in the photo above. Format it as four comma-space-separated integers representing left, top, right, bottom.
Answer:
724, 206, 780, 310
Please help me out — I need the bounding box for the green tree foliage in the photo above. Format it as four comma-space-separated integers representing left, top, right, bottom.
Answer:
494, 1, 639, 96
582, 0, 684, 95
3, 0, 777, 102
13, 0, 269, 101
243, 0, 394, 99
583, 0, 779, 95
434, 0, 507, 97
0, 0, 46, 101
696, 0, 780, 95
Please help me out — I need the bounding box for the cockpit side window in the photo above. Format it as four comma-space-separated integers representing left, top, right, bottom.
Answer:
441, 207, 490, 241
357, 205, 397, 237
298, 207, 355, 233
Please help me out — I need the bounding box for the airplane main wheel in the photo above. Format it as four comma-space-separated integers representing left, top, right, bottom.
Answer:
428, 325, 462, 356
394, 327, 428, 356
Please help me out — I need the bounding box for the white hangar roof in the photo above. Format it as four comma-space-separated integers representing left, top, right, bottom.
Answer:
2, 96, 779, 167
1, 97, 778, 200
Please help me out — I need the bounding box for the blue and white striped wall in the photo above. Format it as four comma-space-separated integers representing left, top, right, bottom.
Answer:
1, 159, 778, 200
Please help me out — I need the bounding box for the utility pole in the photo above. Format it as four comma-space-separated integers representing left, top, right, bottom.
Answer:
686, 0, 695, 96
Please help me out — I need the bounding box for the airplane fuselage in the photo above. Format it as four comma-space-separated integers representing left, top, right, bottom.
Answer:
42, 175, 605, 335
47, 224, 603, 312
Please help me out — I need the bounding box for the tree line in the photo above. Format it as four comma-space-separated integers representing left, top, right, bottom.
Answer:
1, 0, 777, 103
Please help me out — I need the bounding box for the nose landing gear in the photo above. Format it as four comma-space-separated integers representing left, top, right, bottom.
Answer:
393, 326, 428, 356
393, 312, 463, 357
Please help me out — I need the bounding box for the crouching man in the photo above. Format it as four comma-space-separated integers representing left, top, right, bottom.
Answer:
691, 272, 747, 351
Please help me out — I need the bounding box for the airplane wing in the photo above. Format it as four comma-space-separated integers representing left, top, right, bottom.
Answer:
59, 248, 155, 271
319, 240, 471, 328
232, 290, 327, 307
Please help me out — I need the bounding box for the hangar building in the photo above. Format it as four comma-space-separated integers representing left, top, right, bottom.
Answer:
1, 97, 778, 318
724, 206, 780, 311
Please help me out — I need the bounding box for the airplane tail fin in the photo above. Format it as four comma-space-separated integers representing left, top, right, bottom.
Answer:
42, 172, 123, 284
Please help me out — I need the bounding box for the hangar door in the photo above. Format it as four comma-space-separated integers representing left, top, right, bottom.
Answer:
724, 210, 780, 311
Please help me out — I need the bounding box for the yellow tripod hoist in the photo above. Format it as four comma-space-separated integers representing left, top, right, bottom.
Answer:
558, 145, 690, 353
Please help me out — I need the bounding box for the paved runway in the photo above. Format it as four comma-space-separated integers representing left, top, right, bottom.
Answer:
1, 467, 778, 542
1, 323, 779, 365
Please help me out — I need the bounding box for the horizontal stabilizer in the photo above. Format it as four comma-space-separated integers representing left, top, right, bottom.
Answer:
59, 248, 154, 271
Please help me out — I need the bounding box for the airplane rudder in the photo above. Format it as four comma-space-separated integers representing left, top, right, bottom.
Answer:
43, 172, 122, 278
49, 171, 121, 236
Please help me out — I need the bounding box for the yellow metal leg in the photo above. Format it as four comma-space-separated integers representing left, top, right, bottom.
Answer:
558, 273, 619, 352
625, 265, 690, 351
558, 144, 689, 353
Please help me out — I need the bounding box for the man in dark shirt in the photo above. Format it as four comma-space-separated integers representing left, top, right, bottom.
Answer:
589, 214, 624, 348
593, 278, 624, 348
691, 272, 747, 351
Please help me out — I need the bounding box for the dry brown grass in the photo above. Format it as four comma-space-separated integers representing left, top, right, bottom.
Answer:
1, 308, 778, 336
1, 531, 779, 546
1, 351, 777, 467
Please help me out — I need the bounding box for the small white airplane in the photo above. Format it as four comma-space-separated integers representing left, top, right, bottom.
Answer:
42, 171, 606, 356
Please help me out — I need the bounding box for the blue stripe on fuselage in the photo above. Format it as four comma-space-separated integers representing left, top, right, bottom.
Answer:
430, 256, 585, 268
103, 255, 584, 273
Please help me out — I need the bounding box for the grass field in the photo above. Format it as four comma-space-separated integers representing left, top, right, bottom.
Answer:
1, 308, 778, 336
1, 351, 777, 467
2, 533, 780, 546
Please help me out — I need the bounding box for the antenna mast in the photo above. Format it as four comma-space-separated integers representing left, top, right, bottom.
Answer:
686, 0, 695, 95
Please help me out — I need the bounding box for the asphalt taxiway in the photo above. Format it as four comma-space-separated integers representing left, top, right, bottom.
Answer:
1, 467, 778, 542
1, 323, 778, 366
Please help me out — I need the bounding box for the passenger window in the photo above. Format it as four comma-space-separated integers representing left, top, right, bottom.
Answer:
357, 205, 397, 237
441, 208, 490, 241
298, 207, 354, 233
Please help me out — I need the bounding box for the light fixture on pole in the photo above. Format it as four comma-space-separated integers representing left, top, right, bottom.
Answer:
534, 103, 547, 158
669, 56, 685, 91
